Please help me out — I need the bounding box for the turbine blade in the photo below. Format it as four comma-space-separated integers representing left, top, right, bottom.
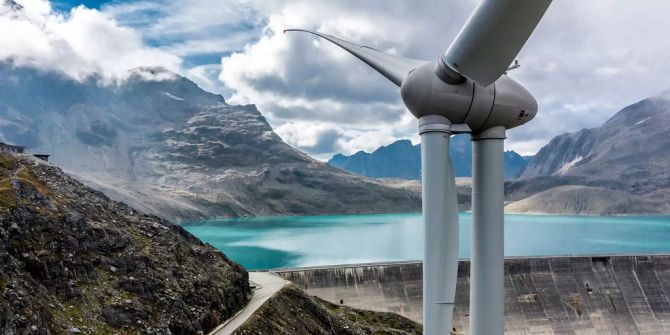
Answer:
443, 0, 552, 87
285, 29, 427, 87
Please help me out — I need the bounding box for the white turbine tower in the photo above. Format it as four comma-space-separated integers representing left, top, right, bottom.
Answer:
286, 0, 552, 334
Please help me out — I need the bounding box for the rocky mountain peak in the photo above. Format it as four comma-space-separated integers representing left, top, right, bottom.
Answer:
604, 93, 668, 128
508, 88, 670, 214
0, 0, 24, 21
521, 88, 670, 180
1, 0, 22, 11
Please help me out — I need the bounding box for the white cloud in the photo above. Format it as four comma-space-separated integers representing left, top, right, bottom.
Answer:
99, 0, 269, 92
219, 0, 475, 158
219, 0, 670, 158
185, 63, 230, 96
274, 122, 343, 157
594, 67, 623, 77
141, 0, 260, 38
0, 0, 181, 81
161, 35, 253, 57
101, 0, 267, 55
274, 112, 417, 160
6, 0, 670, 160
504, 0, 670, 156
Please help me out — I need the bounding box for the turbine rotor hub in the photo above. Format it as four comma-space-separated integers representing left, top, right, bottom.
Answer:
400, 61, 538, 133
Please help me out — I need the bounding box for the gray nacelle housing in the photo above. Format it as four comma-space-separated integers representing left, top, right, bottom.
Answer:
400, 62, 537, 133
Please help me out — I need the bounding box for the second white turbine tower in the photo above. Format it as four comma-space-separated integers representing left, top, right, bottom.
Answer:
286, 0, 552, 334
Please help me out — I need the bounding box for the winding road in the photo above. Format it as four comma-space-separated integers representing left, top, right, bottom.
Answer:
208, 271, 289, 335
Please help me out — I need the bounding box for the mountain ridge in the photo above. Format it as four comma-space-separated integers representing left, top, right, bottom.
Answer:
0, 63, 421, 221
506, 89, 670, 214
329, 137, 528, 180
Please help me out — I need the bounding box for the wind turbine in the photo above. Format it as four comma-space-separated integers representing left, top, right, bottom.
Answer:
286, 0, 552, 334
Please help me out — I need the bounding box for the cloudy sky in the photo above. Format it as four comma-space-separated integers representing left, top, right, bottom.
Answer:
3, 0, 670, 159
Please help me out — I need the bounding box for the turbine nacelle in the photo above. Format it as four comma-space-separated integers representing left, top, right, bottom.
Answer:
400, 61, 537, 134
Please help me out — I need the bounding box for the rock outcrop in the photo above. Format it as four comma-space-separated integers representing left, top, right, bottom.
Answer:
235, 285, 422, 335
0, 154, 250, 334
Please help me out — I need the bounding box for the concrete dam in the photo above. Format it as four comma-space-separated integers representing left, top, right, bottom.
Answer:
275, 255, 670, 334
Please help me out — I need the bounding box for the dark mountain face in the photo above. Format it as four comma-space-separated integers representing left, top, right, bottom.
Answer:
0, 63, 420, 220
507, 90, 670, 213
329, 136, 527, 180
0, 154, 250, 334
330, 139, 421, 180
0, 65, 224, 158
504, 151, 528, 179
153, 104, 310, 169
1, 0, 22, 12
519, 91, 670, 192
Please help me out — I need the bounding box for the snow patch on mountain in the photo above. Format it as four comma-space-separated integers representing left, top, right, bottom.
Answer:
555, 155, 583, 175
163, 92, 185, 101
633, 117, 651, 126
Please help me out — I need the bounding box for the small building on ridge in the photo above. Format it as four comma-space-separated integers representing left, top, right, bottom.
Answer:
0, 142, 25, 154
33, 154, 50, 162
0, 142, 49, 162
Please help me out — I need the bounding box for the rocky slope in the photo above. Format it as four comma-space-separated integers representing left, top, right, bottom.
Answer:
507, 89, 670, 214
381, 177, 473, 211
0, 63, 420, 221
521, 90, 670, 185
235, 285, 422, 335
0, 153, 250, 334
329, 137, 527, 180
504, 185, 661, 215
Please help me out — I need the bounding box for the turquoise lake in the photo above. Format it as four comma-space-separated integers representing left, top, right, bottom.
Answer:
183, 213, 670, 270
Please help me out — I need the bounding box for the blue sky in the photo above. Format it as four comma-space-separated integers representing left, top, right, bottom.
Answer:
52, 0, 261, 71
4, 0, 670, 160
53, 0, 109, 10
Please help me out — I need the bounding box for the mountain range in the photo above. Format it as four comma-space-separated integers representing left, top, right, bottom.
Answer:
504, 89, 670, 214
4, 58, 670, 216
329, 136, 528, 180
331, 89, 670, 215
0, 63, 420, 221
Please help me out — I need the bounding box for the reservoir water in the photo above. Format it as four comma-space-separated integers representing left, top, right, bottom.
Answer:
183, 213, 670, 270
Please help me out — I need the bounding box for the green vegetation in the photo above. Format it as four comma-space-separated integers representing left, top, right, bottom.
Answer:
17, 167, 52, 196
0, 179, 17, 208
0, 153, 19, 172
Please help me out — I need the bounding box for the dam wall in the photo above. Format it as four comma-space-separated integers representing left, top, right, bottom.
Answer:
274, 255, 670, 334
